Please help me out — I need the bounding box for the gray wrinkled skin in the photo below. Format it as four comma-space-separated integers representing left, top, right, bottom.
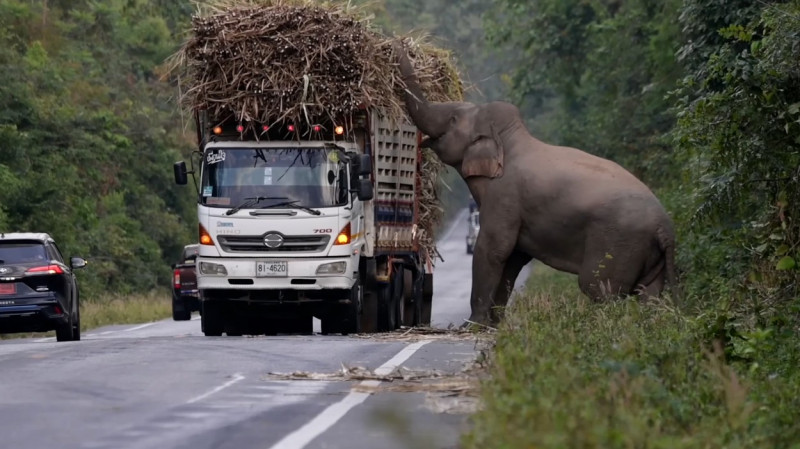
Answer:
395, 43, 678, 326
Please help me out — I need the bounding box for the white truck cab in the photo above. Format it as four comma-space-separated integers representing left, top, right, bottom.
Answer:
173, 110, 433, 336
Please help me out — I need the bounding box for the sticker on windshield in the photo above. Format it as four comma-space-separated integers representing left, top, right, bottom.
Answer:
202, 186, 213, 197
207, 197, 231, 206
264, 175, 273, 185
207, 150, 226, 165
328, 152, 339, 163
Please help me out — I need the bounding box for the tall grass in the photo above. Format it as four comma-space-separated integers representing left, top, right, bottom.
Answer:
0, 289, 172, 339
463, 266, 800, 448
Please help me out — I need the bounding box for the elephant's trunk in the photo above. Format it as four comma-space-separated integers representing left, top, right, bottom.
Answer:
396, 45, 450, 138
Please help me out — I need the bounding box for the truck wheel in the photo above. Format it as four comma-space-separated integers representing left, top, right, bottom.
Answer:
322, 282, 361, 335
360, 289, 378, 333
402, 269, 416, 327
201, 301, 224, 337
377, 270, 398, 332
420, 273, 433, 326
286, 313, 313, 335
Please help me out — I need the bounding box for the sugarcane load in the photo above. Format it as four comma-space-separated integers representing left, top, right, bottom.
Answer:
167, 0, 464, 336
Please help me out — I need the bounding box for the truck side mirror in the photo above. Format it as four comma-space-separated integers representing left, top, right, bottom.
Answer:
355, 154, 372, 176
357, 179, 374, 201
174, 161, 188, 185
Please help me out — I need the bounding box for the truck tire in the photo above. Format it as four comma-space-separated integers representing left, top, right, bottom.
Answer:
402, 269, 417, 327
377, 269, 399, 332
282, 312, 313, 335
359, 260, 378, 333
420, 273, 433, 326
322, 282, 362, 335
201, 301, 224, 337
360, 288, 378, 333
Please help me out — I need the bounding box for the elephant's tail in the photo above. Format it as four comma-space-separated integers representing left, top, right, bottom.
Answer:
656, 224, 682, 303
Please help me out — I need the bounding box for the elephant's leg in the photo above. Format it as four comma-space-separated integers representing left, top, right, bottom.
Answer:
489, 250, 532, 325
467, 224, 519, 326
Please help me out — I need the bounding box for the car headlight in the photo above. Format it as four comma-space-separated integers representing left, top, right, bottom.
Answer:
199, 261, 227, 276
316, 261, 347, 275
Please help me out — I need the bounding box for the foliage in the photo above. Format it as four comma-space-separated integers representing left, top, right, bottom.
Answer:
673, 0, 800, 307
0, 289, 173, 339
485, 0, 683, 184
464, 267, 800, 449
0, 0, 200, 298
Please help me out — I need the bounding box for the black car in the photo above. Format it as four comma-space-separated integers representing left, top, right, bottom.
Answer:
0, 233, 87, 341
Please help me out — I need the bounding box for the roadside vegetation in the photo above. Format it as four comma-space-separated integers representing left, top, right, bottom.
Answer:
0, 290, 172, 340
464, 0, 800, 447
464, 267, 800, 448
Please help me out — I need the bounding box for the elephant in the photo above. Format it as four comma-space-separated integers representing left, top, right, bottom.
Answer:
394, 43, 678, 326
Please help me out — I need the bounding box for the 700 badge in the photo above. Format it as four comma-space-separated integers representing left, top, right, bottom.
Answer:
256, 260, 288, 277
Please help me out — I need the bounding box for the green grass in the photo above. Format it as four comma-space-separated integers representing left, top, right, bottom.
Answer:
0, 289, 172, 340
463, 265, 800, 449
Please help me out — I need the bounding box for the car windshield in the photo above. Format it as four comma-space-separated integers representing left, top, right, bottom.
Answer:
0, 242, 47, 264
200, 148, 348, 209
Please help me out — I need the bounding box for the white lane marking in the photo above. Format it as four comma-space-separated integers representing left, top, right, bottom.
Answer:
268, 340, 432, 449
33, 337, 54, 343
123, 322, 156, 332
186, 373, 245, 404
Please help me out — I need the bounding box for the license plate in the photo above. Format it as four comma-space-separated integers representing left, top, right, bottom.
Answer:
255, 261, 288, 277
0, 284, 15, 295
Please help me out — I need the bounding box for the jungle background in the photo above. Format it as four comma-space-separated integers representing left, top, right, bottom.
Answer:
0, 0, 798, 446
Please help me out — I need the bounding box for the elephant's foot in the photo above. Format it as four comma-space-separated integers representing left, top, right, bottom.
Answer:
461, 313, 495, 330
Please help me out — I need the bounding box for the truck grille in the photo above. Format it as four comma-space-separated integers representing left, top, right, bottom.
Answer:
218, 234, 330, 253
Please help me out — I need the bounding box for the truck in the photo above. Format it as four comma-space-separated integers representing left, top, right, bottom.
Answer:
171, 243, 199, 321
173, 110, 434, 336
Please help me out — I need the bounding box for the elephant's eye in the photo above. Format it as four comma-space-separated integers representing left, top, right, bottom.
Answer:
449, 116, 457, 125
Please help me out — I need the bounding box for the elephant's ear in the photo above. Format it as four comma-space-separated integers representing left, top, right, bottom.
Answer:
462, 123, 504, 179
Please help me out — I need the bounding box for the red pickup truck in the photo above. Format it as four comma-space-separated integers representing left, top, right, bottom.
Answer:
171, 244, 199, 321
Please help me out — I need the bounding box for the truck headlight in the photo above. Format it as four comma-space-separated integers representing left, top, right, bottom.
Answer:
199, 261, 227, 276
316, 261, 347, 275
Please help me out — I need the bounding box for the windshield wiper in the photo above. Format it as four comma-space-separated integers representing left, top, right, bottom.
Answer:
225, 196, 288, 216
262, 200, 322, 216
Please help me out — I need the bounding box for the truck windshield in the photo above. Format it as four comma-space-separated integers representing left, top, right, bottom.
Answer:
200, 148, 348, 209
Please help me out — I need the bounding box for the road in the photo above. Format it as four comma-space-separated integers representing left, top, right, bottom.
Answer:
0, 210, 531, 449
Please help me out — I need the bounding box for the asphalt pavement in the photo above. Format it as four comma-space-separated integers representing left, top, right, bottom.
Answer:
0, 209, 531, 449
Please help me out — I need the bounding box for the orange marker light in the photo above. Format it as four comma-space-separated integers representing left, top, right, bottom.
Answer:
334, 126, 344, 135
199, 224, 214, 246
213, 126, 223, 135
334, 223, 351, 245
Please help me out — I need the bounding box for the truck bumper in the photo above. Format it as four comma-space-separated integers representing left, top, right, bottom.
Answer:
196, 256, 356, 291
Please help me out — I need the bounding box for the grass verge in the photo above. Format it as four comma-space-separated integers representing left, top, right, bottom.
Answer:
0, 289, 172, 340
463, 265, 800, 448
